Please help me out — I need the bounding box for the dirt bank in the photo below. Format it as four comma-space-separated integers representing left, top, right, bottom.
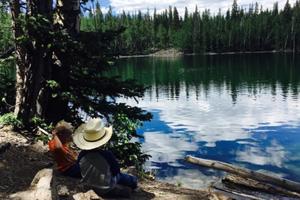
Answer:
0, 126, 227, 200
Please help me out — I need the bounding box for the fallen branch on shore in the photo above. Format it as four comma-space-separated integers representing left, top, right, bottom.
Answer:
185, 155, 300, 194
37, 126, 51, 136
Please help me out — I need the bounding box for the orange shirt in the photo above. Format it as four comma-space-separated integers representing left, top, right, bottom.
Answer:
48, 139, 78, 172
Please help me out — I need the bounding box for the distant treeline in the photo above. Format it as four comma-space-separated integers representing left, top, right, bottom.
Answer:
81, 0, 300, 55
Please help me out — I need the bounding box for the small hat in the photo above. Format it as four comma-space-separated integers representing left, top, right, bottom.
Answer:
73, 118, 112, 150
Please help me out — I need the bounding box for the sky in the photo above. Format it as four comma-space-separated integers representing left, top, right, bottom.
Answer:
96, 0, 297, 16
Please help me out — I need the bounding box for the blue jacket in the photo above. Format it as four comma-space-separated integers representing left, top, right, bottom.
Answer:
78, 149, 120, 176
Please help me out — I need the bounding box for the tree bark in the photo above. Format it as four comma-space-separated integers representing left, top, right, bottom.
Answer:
10, 0, 25, 118
11, 0, 53, 127
55, 0, 80, 34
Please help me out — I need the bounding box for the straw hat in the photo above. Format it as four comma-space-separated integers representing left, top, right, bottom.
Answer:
73, 118, 113, 150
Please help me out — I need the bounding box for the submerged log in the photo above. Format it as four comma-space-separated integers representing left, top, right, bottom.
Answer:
185, 155, 300, 194
211, 184, 264, 200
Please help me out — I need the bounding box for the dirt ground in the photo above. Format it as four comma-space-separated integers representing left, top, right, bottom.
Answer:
0, 126, 227, 200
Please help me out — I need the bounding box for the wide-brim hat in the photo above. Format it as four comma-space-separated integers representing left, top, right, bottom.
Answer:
73, 118, 113, 150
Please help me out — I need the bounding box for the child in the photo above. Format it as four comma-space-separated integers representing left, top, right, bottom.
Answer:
48, 121, 81, 178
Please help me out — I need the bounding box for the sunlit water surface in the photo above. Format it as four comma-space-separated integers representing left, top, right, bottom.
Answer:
110, 54, 300, 189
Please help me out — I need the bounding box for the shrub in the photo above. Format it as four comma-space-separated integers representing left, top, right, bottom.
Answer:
0, 113, 23, 129
105, 113, 151, 172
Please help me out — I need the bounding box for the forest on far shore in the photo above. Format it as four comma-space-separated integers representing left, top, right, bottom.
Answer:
81, 0, 300, 55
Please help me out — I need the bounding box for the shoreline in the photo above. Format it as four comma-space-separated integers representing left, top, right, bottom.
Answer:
0, 126, 216, 200
118, 49, 298, 59
1, 127, 300, 199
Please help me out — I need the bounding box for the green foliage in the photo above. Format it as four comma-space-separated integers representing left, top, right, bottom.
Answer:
0, 3, 12, 53
46, 80, 60, 98
46, 80, 59, 89
105, 113, 151, 171
0, 61, 15, 114
35, 134, 51, 144
2, 0, 153, 168
0, 113, 23, 129
30, 117, 52, 143
30, 116, 53, 132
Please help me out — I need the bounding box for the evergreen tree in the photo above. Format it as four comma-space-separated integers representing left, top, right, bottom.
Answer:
78, 0, 300, 55
173, 6, 180, 30
192, 6, 202, 53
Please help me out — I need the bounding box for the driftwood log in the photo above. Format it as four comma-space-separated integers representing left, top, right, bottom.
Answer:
186, 155, 300, 194
223, 175, 300, 198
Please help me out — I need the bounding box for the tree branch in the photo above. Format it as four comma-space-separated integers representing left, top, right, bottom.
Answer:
0, 47, 15, 59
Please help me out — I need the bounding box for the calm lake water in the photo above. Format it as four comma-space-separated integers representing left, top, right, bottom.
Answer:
111, 53, 300, 189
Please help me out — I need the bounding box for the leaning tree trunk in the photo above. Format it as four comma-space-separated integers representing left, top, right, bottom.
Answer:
45, 0, 80, 123
11, 0, 53, 127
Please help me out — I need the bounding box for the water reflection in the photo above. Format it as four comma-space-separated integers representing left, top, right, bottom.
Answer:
110, 54, 300, 189
235, 140, 286, 167
112, 54, 300, 103
139, 109, 300, 188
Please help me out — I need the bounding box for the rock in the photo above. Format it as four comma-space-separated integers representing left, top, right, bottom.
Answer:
72, 190, 103, 200
57, 185, 70, 197
9, 168, 53, 200
150, 48, 183, 57
31, 140, 48, 153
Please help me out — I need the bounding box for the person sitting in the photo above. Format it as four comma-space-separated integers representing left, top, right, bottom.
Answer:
73, 118, 138, 196
48, 121, 81, 178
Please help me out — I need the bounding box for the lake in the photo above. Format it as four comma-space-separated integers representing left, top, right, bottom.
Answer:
111, 53, 300, 189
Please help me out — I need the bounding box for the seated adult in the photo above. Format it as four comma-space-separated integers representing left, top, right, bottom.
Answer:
48, 121, 81, 178
73, 118, 138, 196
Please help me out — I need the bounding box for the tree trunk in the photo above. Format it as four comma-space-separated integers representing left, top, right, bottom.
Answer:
55, 0, 80, 34
10, 0, 25, 118
11, 0, 53, 127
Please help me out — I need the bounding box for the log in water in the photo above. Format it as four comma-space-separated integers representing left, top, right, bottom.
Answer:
185, 155, 300, 194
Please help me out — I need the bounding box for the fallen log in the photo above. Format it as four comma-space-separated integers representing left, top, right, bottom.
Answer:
223, 175, 300, 198
211, 184, 264, 200
185, 155, 300, 194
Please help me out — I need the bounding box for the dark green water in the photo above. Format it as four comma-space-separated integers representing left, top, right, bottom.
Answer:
110, 53, 300, 189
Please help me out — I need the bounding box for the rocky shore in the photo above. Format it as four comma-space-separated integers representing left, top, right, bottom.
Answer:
119, 48, 183, 59
118, 49, 296, 59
